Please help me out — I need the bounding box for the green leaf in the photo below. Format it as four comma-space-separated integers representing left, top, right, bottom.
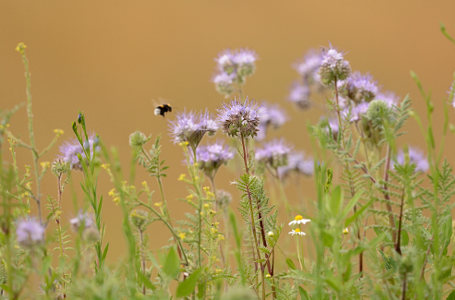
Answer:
298, 286, 309, 300
321, 231, 334, 248
163, 247, 180, 279
446, 290, 455, 300
176, 268, 202, 298
329, 186, 342, 216
286, 258, 296, 270
344, 198, 372, 227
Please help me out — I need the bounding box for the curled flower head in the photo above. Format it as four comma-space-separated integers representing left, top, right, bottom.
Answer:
169, 111, 217, 150
288, 215, 311, 226
394, 147, 429, 173
277, 152, 314, 179
294, 49, 324, 83
195, 142, 234, 178
16, 218, 45, 248
70, 211, 94, 232
319, 47, 351, 86
288, 82, 311, 110
218, 99, 260, 139
255, 139, 291, 169
59, 136, 100, 170
344, 72, 379, 103
256, 102, 287, 140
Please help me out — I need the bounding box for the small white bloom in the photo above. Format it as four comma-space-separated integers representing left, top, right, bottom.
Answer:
289, 228, 306, 236
288, 214, 311, 226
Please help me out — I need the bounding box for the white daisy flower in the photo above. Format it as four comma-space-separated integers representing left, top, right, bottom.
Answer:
289, 228, 306, 236
288, 215, 311, 226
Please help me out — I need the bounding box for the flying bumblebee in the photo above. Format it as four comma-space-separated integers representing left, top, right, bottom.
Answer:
154, 103, 173, 117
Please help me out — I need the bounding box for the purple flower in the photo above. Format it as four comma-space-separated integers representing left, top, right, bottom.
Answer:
344, 72, 379, 103
255, 139, 291, 169
213, 72, 236, 96
213, 49, 258, 96
448, 84, 455, 108
169, 111, 218, 150
277, 152, 314, 179
256, 102, 287, 140
195, 142, 234, 178
319, 47, 351, 85
376, 91, 398, 107
70, 211, 94, 231
288, 83, 311, 109
394, 147, 429, 173
59, 136, 99, 170
218, 99, 260, 138
16, 218, 45, 247
233, 49, 257, 77
294, 49, 323, 83
342, 101, 369, 123
216, 50, 236, 74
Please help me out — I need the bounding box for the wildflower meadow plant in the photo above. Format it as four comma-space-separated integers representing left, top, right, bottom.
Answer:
2, 25, 455, 300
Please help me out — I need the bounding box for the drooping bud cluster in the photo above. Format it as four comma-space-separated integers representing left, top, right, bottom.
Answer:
213, 49, 257, 97
255, 139, 291, 170
194, 142, 234, 179
319, 48, 351, 86
16, 218, 45, 248
256, 102, 287, 140
169, 112, 218, 150
217, 99, 260, 139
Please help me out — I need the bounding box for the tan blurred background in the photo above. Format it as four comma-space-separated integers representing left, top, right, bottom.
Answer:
1, 0, 454, 260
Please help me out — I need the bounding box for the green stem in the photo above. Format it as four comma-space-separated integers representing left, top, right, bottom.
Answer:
20, 51, 42, 223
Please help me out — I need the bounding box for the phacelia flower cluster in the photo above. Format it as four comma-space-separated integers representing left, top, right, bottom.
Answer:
319, 47, 351, 86
213, 49, 257, 97
294, 50, 324, 84
195, 142, 234, 179
59, 136, 100, 170
217, 99, 260, 139
16, 218, 45, 248
70, 211, 94, 231
169, 112, 218, 150
343, 72, 379, 103
288, 82, 311, 110
288, 49, 326, 110
255, 139, 291, 170
256, 102, 288, 140
394, 147, 429, 173
277, 152, 314, 179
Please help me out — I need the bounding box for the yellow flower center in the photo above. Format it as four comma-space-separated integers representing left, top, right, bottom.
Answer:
294, 215, 303, 221
294, 228, 301, 233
